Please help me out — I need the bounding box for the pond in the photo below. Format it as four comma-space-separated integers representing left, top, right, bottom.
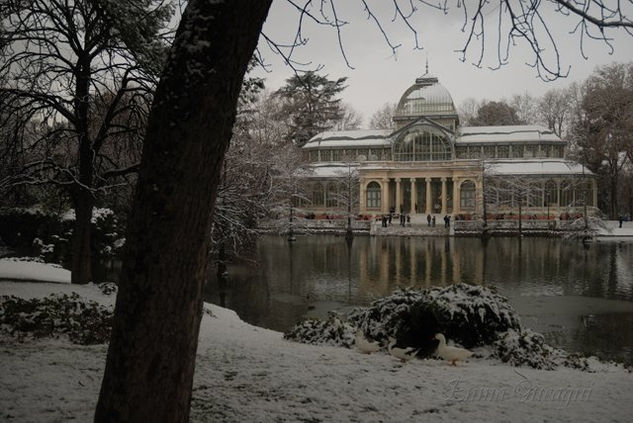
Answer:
204, 235, 633, 365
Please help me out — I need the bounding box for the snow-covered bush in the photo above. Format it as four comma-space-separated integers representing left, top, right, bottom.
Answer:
562, 216, 611, 239
346, 284, 521, 349
284, 284, 607, 371
422, 283, 521, 348
96, 282, 118, 296
0, 293, 112, 345
493, 329, 561, 370
0, 207, 63, 255
347, 288, 425, 345
288, 284, 520, 351
283, 312, 355, 348
0, 206, 126, 268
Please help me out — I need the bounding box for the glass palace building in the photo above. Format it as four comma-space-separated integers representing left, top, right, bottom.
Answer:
301, 73, 597, 218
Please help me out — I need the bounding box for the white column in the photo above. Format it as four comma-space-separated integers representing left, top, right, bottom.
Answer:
453, 178, 461, 215
395, 178, 402, 213
410, 178, 417, 214
425, 178, 432, 214
359, 178, 366, 214
441, 177, 447, 215
381, 178, 390, 214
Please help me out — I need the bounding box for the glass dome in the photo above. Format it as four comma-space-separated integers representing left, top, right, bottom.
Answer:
394, 74, 457, 118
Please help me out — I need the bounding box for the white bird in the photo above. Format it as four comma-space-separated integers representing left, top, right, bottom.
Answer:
355, 329, 381, 354
434, 333, 473, 366
388, 337, 419, 362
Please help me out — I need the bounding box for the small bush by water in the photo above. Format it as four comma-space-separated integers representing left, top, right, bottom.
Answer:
285, 283, 597, 370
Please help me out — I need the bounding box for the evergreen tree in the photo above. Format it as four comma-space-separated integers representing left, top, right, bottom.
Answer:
470, 101, 524, 126
275, 71, 348, 146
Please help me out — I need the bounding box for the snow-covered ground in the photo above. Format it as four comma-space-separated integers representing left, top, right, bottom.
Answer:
0, 258, 71, 284
596, 220, 633, 238
1, 264, 632, 422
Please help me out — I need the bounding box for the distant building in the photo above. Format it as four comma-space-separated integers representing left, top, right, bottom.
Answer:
301, 73, 597, 218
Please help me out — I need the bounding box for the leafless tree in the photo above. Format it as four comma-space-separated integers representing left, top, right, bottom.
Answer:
333, 162, 360, 235
570, 62, 633, 218
96, 1, 633, 420
538, 88, 572, 137
0, 0, 173, 283
457, 98, 481, 126
334, 103, 363, 130
509, 92, 539, 126
213, 91, 306, 253
369, 102, 396, 130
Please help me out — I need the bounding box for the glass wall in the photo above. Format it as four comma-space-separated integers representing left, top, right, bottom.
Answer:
393, 129, 452, 161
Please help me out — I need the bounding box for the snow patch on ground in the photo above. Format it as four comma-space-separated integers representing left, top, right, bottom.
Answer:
1, 281, 632, 422
0, 258, 71, 283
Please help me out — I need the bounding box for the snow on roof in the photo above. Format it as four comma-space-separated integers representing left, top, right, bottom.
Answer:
303, 129, 391, 149
457, 126, 563, 144
305, 163, 359, 178
485, 160, 594, 176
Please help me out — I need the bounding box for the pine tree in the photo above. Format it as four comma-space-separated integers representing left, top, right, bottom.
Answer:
275, 71, 348, 146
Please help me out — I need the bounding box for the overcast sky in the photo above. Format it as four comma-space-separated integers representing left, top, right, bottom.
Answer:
254, 1, 633, 126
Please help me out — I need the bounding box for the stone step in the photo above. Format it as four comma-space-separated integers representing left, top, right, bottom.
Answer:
372, 224, 450, 237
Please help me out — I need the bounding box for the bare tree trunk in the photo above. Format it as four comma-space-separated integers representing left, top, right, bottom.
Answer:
71, 54, 95, 284
610, 174, 618, 219
71, 191, 94, 284
95, 1, 272, 421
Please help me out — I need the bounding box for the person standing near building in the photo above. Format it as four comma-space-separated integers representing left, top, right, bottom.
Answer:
427, 214, 431, 227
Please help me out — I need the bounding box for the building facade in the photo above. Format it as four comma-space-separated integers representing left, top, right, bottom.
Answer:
301, 73, 597, 218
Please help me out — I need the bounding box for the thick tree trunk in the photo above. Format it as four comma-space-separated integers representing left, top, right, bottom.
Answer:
71, 191, 94, 284
71, 52, 95, 284
95, 1, 272, 422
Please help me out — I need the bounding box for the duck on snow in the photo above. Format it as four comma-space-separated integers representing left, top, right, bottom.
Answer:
434, 333, 473, 366
388, 337, 419, 362
355, 329, 381, 354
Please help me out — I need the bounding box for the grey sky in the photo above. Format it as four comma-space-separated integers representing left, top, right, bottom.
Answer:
254, 1, 633, 126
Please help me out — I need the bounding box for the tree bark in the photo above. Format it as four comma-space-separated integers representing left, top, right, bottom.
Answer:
95, 1, 272, 422
71, 190, 94, 284
71, 52, 95, 284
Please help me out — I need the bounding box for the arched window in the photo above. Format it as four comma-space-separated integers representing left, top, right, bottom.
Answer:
393, 128, 452, 161
312, 183, 324, 207
460, 181, 476, 209
366, 181, 381, 209
326, 182, 338, 208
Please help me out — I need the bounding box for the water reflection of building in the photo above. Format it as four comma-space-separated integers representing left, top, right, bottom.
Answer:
301, 72, 597, 218
356, 237, 486, 296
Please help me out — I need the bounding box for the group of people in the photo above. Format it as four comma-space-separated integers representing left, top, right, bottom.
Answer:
425, 214, 451, 228
379, 213, 452, 228
380, 212, 411, 227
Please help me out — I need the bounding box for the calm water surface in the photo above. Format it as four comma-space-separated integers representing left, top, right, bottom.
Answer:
205, 235, 633, 365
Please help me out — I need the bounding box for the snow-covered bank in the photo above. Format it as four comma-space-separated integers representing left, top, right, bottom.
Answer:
1, 281, 632, 422
0, 258, 71, 284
